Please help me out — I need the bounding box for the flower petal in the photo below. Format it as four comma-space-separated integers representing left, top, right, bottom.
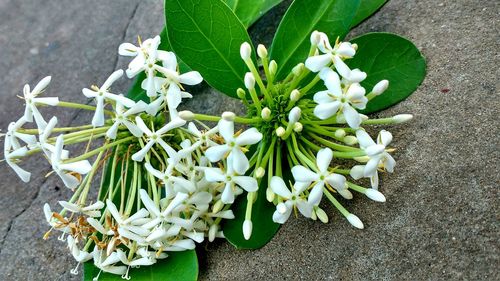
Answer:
270, 176, 292, 198
233, 176, 258, 192
179, 71, 203, 85
316, 148, 333, 173
291, 165, 319, 182
314, 102, 341, 120
343, 104, 361, 128
305, 54, 332, 72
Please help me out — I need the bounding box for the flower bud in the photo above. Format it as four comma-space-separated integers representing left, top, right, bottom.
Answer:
315, 207, 329, 223
261, 107, 271, 120
346, 213, 364, 229
266, 187, 275, 202
221, 111, 235, 121
212, 199, 223, 213
372, 80, 389, 95
178, 110, 195, 121
365, 189, 386, 202
310, 30, 321, 45
353, 156, 370, 163
240, 42, 252, 60
344, 135, 358, 145
269, 60, 277, 76
290, 89, 300, 102
310, 210, 317, 220
288, 107, 301, 123
255, 167, 265, 178
257, 44, 268, 58
293, 122, 303, 132
244, 72, 255, 90
237, 88, 246, 99
334, 129, 346, 138
393, 114, 413, 123
208, 224, 218, 242
360, 114, 369, 121
292, 63, 304, 76
352, 43, 358, 51
276, 127, 285, 137
243, 220, 253, 240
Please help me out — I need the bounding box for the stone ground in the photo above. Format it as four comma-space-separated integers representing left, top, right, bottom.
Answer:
0, 0, 498, 280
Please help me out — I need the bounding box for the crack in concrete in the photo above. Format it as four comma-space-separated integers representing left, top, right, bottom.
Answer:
0, 1, 143, 258
0, 175, 47, 255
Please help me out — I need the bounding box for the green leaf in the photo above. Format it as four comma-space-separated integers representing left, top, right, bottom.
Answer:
350, 0, 388, 28
224, 0, 283, 27
164, 0, 255, 98
127, 27, 190, 102
83, 250, 198, 281
269, 0, 361, 80
347, 32, 426, 113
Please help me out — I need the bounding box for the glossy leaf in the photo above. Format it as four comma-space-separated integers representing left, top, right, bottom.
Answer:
83, 250, 198, 281
164, 0, 255, 98
350, 0, 388, 28
347, 32, 426, 113
224, 0, 283, 27
269, 0, 360, 80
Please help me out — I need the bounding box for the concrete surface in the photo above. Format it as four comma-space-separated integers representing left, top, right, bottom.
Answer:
0, 0, 498, 280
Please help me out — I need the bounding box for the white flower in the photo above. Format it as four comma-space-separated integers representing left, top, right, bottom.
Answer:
356, 130, 396, 180
106, 199, 151, 244
58, 200, 104, 217
305, 32, 356, 72
146, 87, 192, 117
4, 118, 33, 182
120, 36, 170, 80
313, 68, 367, 128
51, 135, 92, 189
144, 161, 196, 197
43, 203, 71, 233
131, 116, 186, 162
33, 116, 67, 159
204, 162, 258, 204
21, 76, 59, 131
187, 122, 218, 149
92, 247, 127, 277
5, 117, 36, 150
204, 119, 262, 175
106, 99, 147, 139
139, 190, 189, 242
270, 177, 313, 223
67, 236, 92, 274
143, 52, 202, 116
82, 69, 135, 127
350, 165, 379, 189
291, 148, 352, 204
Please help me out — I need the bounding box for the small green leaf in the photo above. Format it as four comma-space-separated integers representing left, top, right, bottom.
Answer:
269, 0, 361, 80
350, 0, 388, 28
83, 250, 198, 281
224, 0, 283, 27
164, 0, 255, 98
347, 32, 426, 113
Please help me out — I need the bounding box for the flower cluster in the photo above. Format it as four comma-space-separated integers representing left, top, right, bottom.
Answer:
2, 31, 412, 280
2, 35, 261, 279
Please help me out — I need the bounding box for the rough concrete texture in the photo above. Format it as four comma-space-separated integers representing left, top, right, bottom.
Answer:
0, 0, 498, 280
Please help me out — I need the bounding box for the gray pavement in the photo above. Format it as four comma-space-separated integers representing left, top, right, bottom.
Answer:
0, 0, 498, 280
